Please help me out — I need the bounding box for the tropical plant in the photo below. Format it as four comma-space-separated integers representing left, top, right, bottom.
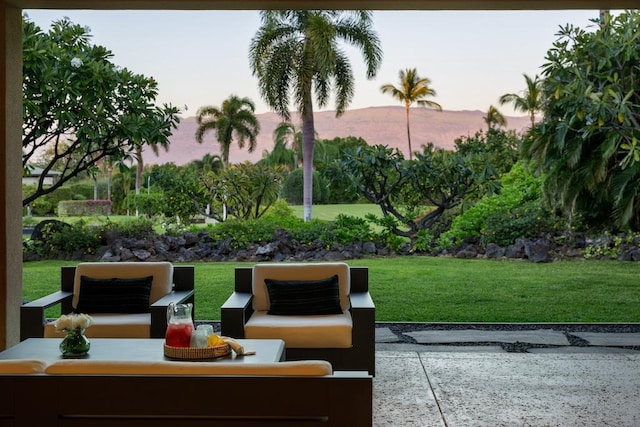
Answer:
249, 10, 382, 222
483, 105, 508, 129
21, 16, 180, 207
523, 11, 640, 230
271, 121, 303, 169
454, 128, 520, 198
195, 95, 260, 169
281, 168, 327, 205
189, 153, 224, 175
201, 162, 283, 221
498, 73, 543, 128
148, 163, 206, 224
340, 144, 480, 247
318, 136, 369, 204
380, 68, 442, 160
439, 161, 550, 247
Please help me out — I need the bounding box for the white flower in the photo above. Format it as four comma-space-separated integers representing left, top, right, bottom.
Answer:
70, 57, 83, 68
54, 313, 93, 332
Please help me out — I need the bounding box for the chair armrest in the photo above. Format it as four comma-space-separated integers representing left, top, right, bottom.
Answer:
220, 292, 253, 338
350, 292, 376, 336
152, 290, 195, 307
20, 291, 73, 341
349, 291, 375, 310
150, 290, 195, 338
349, 291, 375, 360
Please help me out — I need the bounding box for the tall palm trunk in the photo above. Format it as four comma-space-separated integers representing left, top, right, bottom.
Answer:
302, 99, 315, 222
135, 148, 144, 217
135, 148, 143, 196
405, 100, 412, 161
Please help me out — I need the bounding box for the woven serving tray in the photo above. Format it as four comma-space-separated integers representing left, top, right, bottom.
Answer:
163, 343, 231, 360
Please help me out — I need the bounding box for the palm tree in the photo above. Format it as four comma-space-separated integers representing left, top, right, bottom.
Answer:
273, 121, 303, 169
483, 105, 508, 129
499, 73, 543, 128
599, 10, 610, 28
250, 10, 382, 221
380, 68, 442, 161
190, 153, 223, 174
195, 95, 260, 169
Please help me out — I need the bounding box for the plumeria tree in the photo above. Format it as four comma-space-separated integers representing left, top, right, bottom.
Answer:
22, 16, 180, 206
524, 11, 640, 229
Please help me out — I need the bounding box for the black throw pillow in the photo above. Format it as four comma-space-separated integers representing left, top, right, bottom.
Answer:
75, 275, 153, 314
265, 275, 342, 316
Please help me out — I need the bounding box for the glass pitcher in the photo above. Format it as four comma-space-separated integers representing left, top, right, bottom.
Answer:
165, 302, 194, 347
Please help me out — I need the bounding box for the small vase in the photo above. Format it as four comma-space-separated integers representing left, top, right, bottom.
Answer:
59, 328, 91, 358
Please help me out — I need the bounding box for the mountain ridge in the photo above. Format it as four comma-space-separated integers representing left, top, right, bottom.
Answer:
142, 106, 530, 166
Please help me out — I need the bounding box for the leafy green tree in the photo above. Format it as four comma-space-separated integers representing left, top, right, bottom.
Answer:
281, 168, 327, 205
499, 73, 543, 128
195, 95, 260, 169
316, 136, 368, 203
340, 144, 479, 246
250, 10, 382, 222
380, 68, 442, 160
524, 11, 640, 229
22, 16, 180, 207
202, 162, 283, 221
148, 163, 206, 224
455, 128, 520, 198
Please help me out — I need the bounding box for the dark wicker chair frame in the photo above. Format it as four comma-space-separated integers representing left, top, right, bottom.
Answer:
221, 266, 376, 375
20, 265, 195, 341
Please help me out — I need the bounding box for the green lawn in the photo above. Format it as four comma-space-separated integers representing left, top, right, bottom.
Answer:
22, 257, 640, 323
289, 204, 382, 221
24, 204, 383, 226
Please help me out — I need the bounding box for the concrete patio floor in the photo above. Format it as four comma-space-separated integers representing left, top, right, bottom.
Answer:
372, 328, 640, 426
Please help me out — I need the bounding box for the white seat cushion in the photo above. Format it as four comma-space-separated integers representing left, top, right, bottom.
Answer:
44, 313, 151, 338
245, 311, 352, 348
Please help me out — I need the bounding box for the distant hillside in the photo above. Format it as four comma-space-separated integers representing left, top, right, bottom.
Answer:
142, 106, 530, 166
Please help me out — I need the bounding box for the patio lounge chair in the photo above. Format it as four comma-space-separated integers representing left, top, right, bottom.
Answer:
20, 262, 195, 340
221, 262, 375, 375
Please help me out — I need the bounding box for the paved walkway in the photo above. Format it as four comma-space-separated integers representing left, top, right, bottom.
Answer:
373, 326, 640, 426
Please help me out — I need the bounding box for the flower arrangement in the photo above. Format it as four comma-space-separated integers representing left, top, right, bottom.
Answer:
54, 313, 93, 333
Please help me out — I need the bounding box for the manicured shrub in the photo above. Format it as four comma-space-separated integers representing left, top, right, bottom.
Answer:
27, 220, 101, 257
483, 201, 561, 246
58, 199, 112, 216
439, 162, 548, 247
331, 214, 376, 244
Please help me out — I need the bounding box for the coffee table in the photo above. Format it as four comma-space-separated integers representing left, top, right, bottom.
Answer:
0, 338, 285, 364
